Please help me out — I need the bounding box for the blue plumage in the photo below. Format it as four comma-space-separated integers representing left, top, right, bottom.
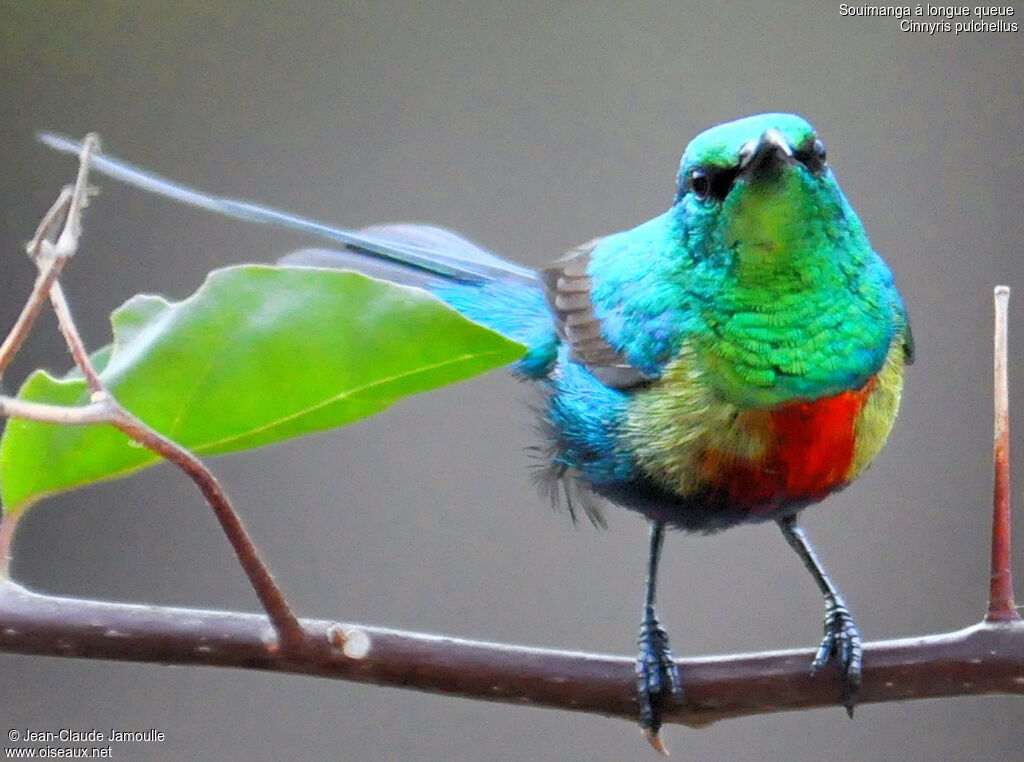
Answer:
428, 280, 557, 379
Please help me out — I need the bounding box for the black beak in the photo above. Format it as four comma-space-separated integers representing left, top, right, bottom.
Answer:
738, 128, 794, 182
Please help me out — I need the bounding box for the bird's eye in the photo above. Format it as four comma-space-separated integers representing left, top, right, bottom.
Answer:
796, 137, 827, 174
688, 167, 737, 202
690, 169, 710, 200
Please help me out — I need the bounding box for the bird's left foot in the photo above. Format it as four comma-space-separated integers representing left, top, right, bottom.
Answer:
636, 610, 683, 754
810, 597, 862, 715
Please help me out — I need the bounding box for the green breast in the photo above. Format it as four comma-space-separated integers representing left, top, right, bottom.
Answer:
690, 167, 897, 407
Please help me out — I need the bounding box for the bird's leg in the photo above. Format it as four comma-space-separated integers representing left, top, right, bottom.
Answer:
635, 520, 683, 750
778, 514, 862, 715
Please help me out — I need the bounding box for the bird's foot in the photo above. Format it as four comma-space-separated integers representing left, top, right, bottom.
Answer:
810, 598, 862, 716
636, 611, 683, 754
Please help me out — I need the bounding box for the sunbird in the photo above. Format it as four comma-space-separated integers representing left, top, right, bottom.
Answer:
42, 113, 912, 748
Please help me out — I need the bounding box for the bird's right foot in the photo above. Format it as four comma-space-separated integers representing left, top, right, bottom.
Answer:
811, 596, 862, 716
636, 610, 683, 754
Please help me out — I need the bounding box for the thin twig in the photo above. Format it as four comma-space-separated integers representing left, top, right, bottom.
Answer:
0, 393, 306, 650
28, 185, 74, 257
988, 285, 1017, 621
0, 394, 114, 425
0, 137, 98, 573
0, 189, 72, 378
107, 406, 309, 652
49, 281, 104, 394
0, 518, 15, 579
48, 133, 99, 259
0, 133, 97, 378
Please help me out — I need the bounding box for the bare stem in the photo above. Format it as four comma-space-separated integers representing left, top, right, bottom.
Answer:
988, 285, 1017, 621
0, 402, 307, 651
0, 518, 15, 580
50, 133, 100, 257
0, 190, 71, 378
49, 280, 104, 393
0, 392, 118, 571
0, 134, 97, 378
0, 395, 114, 425
107, 406, 309, 652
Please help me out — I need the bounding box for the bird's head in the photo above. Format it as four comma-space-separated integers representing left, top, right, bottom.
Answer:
673, 113, 867, 276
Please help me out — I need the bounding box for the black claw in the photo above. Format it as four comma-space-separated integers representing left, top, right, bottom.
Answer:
810, 600, 862, 713
636, 611, 683, 737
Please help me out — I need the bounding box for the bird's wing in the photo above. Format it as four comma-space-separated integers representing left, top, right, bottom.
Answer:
542, 239, 651, 389
895, 294, 915, 364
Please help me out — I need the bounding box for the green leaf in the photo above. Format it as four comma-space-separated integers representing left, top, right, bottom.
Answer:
0, 265, 525, 516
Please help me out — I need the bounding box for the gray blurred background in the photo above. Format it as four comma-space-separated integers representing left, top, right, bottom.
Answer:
1, 3, 1021, 760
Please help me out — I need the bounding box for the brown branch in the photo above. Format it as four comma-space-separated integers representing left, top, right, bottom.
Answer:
0, 580, 1021, 729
